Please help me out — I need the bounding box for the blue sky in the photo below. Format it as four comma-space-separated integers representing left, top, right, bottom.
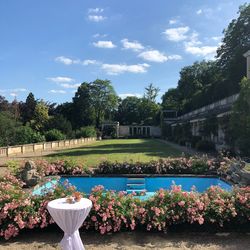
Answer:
0, 0, 246, 104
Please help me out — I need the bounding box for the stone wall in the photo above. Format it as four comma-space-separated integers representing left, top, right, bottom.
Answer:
0, 137, 96, 157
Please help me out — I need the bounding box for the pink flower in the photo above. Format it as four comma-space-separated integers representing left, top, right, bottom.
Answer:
198, 217, 204, 225
147, 224, 152, 231
91, 216, 97, 222
178, 201, 185, 207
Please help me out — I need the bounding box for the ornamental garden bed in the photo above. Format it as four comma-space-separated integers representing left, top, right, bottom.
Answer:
0, 156, 249, 240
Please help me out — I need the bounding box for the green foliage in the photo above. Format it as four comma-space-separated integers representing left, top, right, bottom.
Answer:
116, 96, 142, 125
195, 140, 215, 152
20, 92, 36, 124
0, 112, 21, 146
73, 80, 118, 129
203, 116, 218, 137
6, 160, 20, 175
75, 126, 97, 138
171, 123, 192, 144
102, 125, 117, 138
162, 61, 224, 114
138, 98, 161, 125
190, 136, 202, 148
44, 129, 66, 141
116, 84, 161, 126
217, 4, 250, 89
144, 83, 160, 102
13, 126, 45, 145
230, 78, 250, 156
72, 83, 96, 128
90, 79, 118, 128
31, 101, 49, 132
0, 95, 9, 112
161, 88, 181, 111
45, 114, 72, 137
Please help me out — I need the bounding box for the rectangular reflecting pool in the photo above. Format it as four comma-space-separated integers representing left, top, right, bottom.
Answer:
33, 176, 232, 198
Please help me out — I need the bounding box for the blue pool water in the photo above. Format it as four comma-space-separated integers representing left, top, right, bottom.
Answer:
33, 176, 232, 198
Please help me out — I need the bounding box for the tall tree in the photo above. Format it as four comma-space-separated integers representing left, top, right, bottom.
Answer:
116, 96, 142, 125
21, 92, 37, 124
216, 4, 250, 93
72, 83, 96, 128
144, 83, 160, 102
0, 95, 9, 112
139, 98, 161, 125
0, 112, 20, 146
90, 79, 118, 127
31, 101, 49, 131
161, 88, 181, 111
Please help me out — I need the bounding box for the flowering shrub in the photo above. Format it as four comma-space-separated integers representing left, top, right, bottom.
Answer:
0, 174, 249, 240
0, 175, 75, 240
94, 157, 231, 175
12, 156, 234, 180
15, 159, 90, 177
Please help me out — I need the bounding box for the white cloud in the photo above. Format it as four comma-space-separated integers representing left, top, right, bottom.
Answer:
121, 38, 144, 51
184, 32, 202, 47
0, 88, 27, 93
169, 19, 178, 25
101, 63, 150, 75
88, 15, 106, 22
196, 8, 215, 19
138, 50, 182, 62
93, 33, 107, 38
183, 32, 218, 58
47, 77, 74, 83
55, 56, 99, 66
82, 59, 99, 65
119, 93, 142, 99
211, 36, 223, 41
163, 26, 190, 42
196, 9, 203, 15
49, 90, 67, 94
55, 56, 79, 65
93, 40, 116, 48
60, 83, 81, 89
88, 8, 104, 13
10, 93, 17, 97
167, 54, 182, 60
185, 45, 217, 58
138, 50, 167, 63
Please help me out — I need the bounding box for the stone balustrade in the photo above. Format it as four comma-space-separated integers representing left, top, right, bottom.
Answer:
0, 137, 96, 157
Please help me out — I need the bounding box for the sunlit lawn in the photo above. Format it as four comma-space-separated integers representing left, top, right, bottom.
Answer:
46, 139, 182, 167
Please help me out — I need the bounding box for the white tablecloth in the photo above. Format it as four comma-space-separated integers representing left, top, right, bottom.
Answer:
47, 198, 92, 250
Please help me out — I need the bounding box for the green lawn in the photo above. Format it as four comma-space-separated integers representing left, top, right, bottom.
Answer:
46, 139, 182, 167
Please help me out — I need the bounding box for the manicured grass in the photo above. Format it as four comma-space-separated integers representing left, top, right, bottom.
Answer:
46, 139, 182, 167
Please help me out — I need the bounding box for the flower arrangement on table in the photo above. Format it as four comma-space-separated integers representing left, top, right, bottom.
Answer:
66, 192, 82, 203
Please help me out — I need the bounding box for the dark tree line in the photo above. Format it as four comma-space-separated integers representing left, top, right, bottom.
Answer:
0, 80, 161, 146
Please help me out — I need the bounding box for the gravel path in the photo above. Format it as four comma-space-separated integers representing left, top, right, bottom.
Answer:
0, 231, 249, 250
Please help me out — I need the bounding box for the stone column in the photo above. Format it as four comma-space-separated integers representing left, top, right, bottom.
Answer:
243, 50, 250, 79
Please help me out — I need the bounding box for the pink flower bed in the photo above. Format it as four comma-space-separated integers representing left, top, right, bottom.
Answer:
0, 174, 249, 240
14, 156, 234, 177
